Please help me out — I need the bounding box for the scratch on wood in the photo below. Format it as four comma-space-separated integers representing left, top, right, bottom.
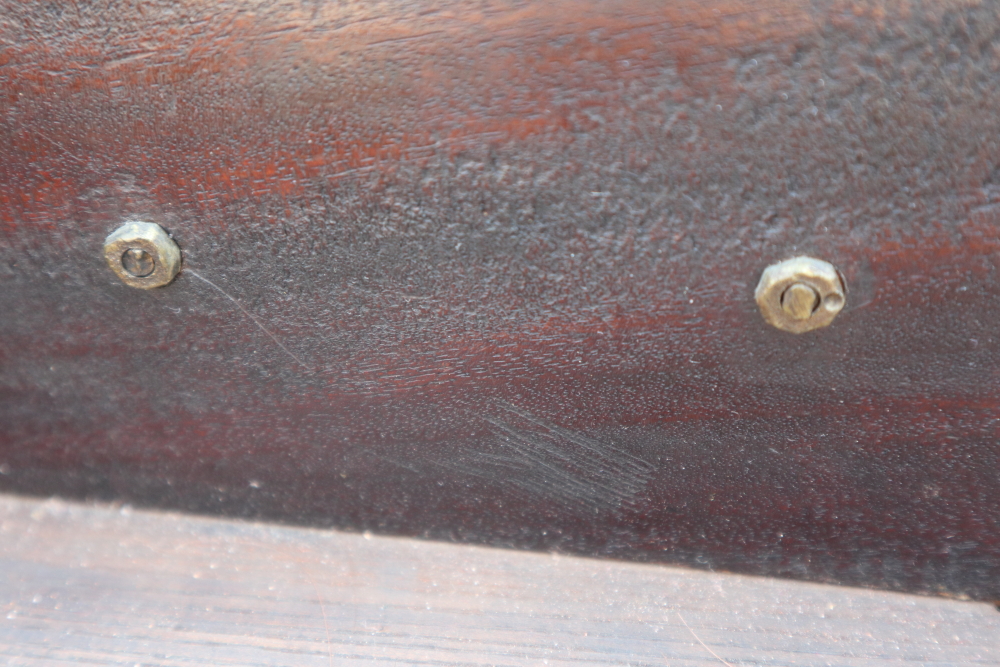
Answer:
30, 129, 86, 165
447, 402, 656, 512
186, 269, 312, 373
678, 611, 737, 667
365, 30, 447, 48
103, 51, 159, 69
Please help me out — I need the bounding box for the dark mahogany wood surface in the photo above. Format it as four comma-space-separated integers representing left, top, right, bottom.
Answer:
3, 494, 1000, 665
2, 0, 1000, 601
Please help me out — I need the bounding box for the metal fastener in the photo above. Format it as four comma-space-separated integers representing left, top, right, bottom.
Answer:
755, 256, 845, 333
103, 221, 181, 289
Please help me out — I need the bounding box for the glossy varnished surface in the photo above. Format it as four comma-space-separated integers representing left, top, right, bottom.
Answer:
2, 495, 999, 665
1, 1, 1000, 599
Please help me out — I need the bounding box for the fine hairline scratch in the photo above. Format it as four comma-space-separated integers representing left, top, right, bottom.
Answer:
677, 611, 737, 667
186, 268, 312, 373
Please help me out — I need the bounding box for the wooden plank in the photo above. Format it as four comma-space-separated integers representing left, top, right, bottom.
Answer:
2, 0, 1000, 601
1, 494, 998, 666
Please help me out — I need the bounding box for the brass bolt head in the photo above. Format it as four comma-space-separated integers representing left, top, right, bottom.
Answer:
755, 256, 845, 333
104, 221, 181, 289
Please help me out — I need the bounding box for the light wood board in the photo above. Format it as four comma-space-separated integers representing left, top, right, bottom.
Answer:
1, 494, 998, 666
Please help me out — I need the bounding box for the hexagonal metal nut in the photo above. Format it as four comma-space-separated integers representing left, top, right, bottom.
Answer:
755, 256, 845, 333
103, 221, 181, 289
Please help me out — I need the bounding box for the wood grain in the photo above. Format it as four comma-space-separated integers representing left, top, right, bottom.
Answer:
1, 493, 999, 666
2, 0, 1000, 600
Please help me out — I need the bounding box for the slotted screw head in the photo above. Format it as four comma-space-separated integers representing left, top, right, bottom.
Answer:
755, 256, 845, 333
104, 221, 181, 289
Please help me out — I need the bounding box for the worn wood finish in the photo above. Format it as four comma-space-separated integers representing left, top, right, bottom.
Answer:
2, 0, 1000, 600
2, 494, 999, 666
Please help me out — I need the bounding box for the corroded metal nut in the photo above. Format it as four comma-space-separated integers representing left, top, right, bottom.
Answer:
104, 221, 181, 289
755, 256, 845, 333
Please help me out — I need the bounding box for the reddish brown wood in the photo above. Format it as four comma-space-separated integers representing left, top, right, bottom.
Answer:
2, 0, 1000, 600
